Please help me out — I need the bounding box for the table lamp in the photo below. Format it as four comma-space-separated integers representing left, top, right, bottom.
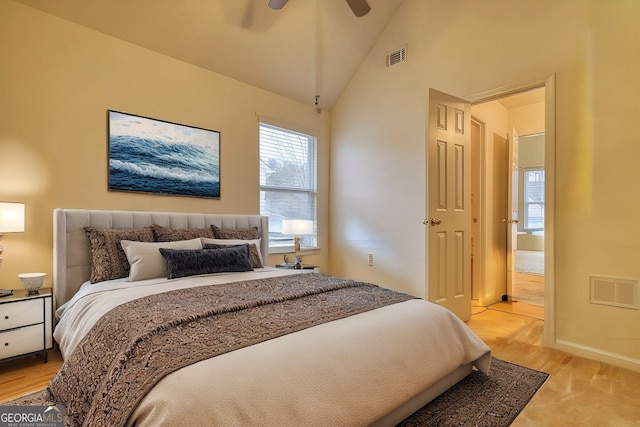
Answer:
282, 219, 313, 254
0, 202, 25, 266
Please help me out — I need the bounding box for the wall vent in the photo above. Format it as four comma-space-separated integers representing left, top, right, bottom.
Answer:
386, 45, 407, 67
590, 275, 639, 310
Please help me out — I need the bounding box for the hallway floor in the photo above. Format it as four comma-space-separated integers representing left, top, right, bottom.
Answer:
512, 272, 544, 307
515, 250, 544, 275
514, 250, 544, 306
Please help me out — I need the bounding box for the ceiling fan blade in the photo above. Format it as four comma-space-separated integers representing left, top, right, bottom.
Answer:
345, 0, 371, 17
268, 0, 288, 10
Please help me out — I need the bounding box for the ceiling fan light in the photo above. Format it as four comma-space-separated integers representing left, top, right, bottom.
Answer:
268, 0, 288, 10
346, 0, 371, 17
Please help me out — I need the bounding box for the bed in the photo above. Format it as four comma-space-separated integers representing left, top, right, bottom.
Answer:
51, 208, 491, 427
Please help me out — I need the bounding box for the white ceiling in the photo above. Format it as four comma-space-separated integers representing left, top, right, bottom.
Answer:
14, 0, 406, 110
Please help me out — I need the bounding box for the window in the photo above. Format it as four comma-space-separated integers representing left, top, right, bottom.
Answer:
524, 169, 545, 230
259, 121, 317, 251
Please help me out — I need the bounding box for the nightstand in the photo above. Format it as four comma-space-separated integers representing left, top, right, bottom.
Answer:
0, 287, 53, 363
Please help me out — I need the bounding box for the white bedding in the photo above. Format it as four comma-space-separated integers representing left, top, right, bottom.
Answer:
54, 268, 491, 426
54, 268, 305, 358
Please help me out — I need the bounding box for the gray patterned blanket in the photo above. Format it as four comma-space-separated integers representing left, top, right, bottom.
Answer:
47, 273, 414, 427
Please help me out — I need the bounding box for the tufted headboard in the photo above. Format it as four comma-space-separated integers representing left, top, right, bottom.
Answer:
53, 208, 269, 309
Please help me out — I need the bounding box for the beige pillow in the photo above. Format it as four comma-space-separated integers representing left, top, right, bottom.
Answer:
121, 238, 203, 281
201, 238, 264, 268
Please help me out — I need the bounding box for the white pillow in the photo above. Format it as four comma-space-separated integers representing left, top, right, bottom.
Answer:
200, 238, 264, 266
121, 238, 203, 281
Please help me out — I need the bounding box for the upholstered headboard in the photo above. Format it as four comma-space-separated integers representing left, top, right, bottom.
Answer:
53, 209, 269, 308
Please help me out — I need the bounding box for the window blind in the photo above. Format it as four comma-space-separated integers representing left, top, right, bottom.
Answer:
259, 122, 317, 249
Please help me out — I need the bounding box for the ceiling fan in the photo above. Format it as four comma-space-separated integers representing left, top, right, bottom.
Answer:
268, 0, 371, 17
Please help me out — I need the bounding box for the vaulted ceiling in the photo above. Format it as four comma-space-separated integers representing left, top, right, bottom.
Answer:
14, 0, 407, 110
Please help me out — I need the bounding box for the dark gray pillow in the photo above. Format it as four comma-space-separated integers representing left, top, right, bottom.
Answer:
203, 243, 264, 269
159, 245, 253, 279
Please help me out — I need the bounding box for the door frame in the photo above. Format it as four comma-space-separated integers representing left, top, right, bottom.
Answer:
466, 74, 556, 347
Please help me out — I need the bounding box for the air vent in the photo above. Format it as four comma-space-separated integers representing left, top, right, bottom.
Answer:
386, 46, 407, 67
590, 275, 639, 310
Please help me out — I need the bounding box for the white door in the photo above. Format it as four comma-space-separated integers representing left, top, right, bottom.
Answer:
426, 89, 472, 321
505, 128, 519, 299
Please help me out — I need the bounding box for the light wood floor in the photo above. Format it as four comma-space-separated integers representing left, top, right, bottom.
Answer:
469, 303, 640, 426
0, 350, 62, 402
2, 306, 640, 426
512, 272, 545, 307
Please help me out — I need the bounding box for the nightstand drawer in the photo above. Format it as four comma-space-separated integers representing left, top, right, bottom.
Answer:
0, 299, 44, 330
0, 324, 43, 359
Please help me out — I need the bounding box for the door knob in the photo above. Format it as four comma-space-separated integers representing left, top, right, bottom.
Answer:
502, 218, 520, 224
422, 218, 442, 226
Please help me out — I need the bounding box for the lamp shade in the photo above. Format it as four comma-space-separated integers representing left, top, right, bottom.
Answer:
0, 202, 25, 233
282, 219, 313, 236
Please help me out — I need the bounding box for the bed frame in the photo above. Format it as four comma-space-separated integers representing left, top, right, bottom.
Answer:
53, 208, 269, 309
52, 208, 479, 425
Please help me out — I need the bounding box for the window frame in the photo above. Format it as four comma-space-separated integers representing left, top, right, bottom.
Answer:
522, 168, 545, 231
259, 118, 318, 254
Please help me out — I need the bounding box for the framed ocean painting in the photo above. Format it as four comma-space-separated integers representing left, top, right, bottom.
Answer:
108, 110, 220, 199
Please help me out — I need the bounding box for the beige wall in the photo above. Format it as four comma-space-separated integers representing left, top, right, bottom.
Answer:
0, 1, 329, 287
331, 0, 640, 371
3, 0, 639, 373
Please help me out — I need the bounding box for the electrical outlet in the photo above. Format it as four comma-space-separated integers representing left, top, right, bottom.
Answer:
368, 253, 374, 267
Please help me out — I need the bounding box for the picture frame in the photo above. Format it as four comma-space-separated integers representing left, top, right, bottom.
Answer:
108, 110, 221, 199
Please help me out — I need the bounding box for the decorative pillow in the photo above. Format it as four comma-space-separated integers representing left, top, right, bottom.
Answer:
152, 224, 215, 242
211, 225, 260, 240
159, 246, 254, 279
121, 238, 203, 281
84, 227, 156, 283
201, 238, 264, 268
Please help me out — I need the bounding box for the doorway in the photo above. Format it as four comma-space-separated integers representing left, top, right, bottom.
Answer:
468, 82, 551, 316
427, 75, 556, 346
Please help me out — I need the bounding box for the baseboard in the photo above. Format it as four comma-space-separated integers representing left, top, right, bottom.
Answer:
554, 339, 640, 373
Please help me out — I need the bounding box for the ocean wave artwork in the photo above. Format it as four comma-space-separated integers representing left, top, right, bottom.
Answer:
108, 111, 220, 199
